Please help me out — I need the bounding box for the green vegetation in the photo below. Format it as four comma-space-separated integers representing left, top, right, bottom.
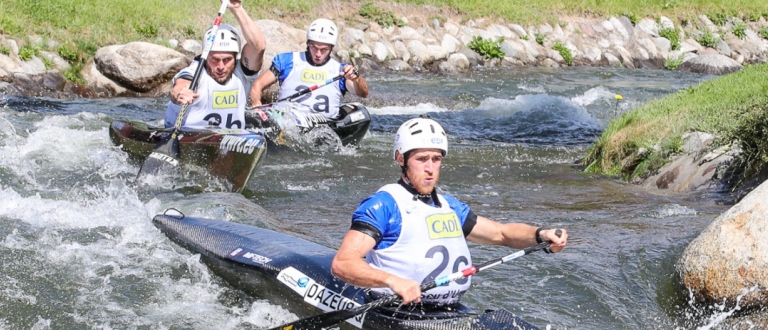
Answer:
552, 42, 572, 66
359, 3, 405, 28
708, 12, 727, 26
664, 53, 684, 70
583, 63, 768, 184
659, 28, 681, 50
467, 36, 505, 59
732, 20, 747, 39
534, 33, 545, 46
695, 30, 719, 48
18, 44, 40, 61
0, 45, 10, 56
760, 28, 768, 40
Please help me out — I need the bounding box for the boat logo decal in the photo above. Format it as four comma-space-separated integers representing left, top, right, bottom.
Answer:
242, 252, 272, 264
349, 111, 365, 123
147, 152, 179, 166
277, 267, 365, 328
228, 248, 243, 257
220, 135, 263, 154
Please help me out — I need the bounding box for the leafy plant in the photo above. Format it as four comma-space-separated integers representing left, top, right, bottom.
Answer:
696, 30, 718, 48
659, 28, 681, 50
57, 45, 80, 63
467, 36, 505, 60
0, 45, 10, 56
623, 12, 638, 26
18, 44, 40, 61
745, 12, 761, 22
534, 33, 545, 45
664, 53, 684, 70
359, 3, 405, 28
520, 34, 529, 41
134, 23, 159, 39
42, 56, 54, 69
760, 28, 768, 40
732, 20, 747, 39
709, 12, 727, 26
62, 65, 85, 85
552, 42, 572, 66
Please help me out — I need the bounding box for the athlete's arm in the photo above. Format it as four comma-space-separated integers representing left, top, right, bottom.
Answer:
331, 230, 422, 304
466, 217, 568, 252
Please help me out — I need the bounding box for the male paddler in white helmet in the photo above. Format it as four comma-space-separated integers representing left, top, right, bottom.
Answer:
332, 117, 569, 307
249, 18, 369, 119
165, 0, 266, 129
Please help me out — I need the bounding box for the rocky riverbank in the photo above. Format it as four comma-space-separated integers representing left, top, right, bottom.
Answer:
1, 13, 767, 99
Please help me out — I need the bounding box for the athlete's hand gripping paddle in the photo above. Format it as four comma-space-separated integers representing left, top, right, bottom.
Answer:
269, 229, 562, 330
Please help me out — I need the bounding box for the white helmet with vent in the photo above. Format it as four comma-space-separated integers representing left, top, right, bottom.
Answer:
393, 117, 448, 160
307, 18, 338, 46
202, 24, 241, 54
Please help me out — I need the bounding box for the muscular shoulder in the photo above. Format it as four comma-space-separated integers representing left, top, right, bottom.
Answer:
352, 191, 399, 233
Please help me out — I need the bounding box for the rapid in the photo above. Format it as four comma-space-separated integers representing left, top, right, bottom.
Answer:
0, 66, 741, 329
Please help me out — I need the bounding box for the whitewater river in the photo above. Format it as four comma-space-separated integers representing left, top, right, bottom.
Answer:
0, 66, 743, 329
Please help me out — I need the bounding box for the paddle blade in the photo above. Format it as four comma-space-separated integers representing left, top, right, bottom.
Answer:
136, 135, 181, 178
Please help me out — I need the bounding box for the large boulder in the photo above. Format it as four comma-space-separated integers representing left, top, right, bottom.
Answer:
94, 41, 190, 92
676, 179, 768, 310
678, 54, 743, 75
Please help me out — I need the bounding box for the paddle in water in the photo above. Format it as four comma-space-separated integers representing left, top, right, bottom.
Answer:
135, 0, 230, 179
269, 229, 561, 330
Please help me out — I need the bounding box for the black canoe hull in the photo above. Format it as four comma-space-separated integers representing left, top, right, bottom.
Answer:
152, 214, 539, 330
109, 121, 267, 193
245, 102, 371, 147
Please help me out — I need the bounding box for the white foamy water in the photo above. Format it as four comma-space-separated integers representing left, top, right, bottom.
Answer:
367, 102, 450, 115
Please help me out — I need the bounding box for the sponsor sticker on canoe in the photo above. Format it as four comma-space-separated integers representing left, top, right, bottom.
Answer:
219, 135, 263, 154
277, 267, 365, 328
227, 247, 272, 265
348, 111, 365, 123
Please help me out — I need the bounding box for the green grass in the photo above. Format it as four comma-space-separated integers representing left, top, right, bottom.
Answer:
583, 63, 768, 182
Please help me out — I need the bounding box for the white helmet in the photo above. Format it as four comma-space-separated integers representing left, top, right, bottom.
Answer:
393, 117, 448, 160
307, 18, 338, 46
202, 24, 241, 54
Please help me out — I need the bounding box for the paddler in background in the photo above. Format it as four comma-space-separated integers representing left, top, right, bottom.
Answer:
331, 117, 568, 307
248, 18, 369, 120
165, 0, 266, 129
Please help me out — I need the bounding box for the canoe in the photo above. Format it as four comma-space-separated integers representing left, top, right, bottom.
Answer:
152, 212, 540, 330
109, 120, 267, 193
245, 102, 372, 147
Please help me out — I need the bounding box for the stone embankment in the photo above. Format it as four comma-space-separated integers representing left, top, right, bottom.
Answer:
1, 14, 767, 99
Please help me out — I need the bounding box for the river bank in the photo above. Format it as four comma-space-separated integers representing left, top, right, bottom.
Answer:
1, 5, 767, 99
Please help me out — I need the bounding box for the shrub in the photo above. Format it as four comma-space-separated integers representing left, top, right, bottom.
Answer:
467, 36, 505, 59
63, 65, 85, 85
696, 30, 718, 48
709, 12, 727, 26
722, 98, 768, 180
534, 33, 545, 45
57, 45, 80, 63
552, 42, 572, 66
359, 3, 405, 28
18, 44, 39, 61
760, 28, 768, 40
134, 23, 159, 39
733, 21, 747, 39
659, 28, 681, 50
664, 54, 684, 70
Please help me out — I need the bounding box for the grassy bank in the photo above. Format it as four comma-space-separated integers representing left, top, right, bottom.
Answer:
583, 63, 768, 185
2, 0, 768, 79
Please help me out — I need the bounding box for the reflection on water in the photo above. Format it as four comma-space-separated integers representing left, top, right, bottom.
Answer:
0, 66, 747, 329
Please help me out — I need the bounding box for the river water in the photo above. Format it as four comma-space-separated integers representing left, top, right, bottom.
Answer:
0, 66, 744, 329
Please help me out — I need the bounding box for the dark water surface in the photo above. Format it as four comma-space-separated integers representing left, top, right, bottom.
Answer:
0, 66, 741, 329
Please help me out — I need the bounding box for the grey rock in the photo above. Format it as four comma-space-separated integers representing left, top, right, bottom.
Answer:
678, 54, 743, 75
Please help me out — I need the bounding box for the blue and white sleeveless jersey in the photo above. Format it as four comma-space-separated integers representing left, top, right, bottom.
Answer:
165, 60, 256, 129
354, 183, 472, 305
271, 52, 350, 119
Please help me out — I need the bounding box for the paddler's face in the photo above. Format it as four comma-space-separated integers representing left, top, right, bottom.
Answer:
308, 41, 333, 63
206, 51, 237, 84
398, 148, 442, 195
